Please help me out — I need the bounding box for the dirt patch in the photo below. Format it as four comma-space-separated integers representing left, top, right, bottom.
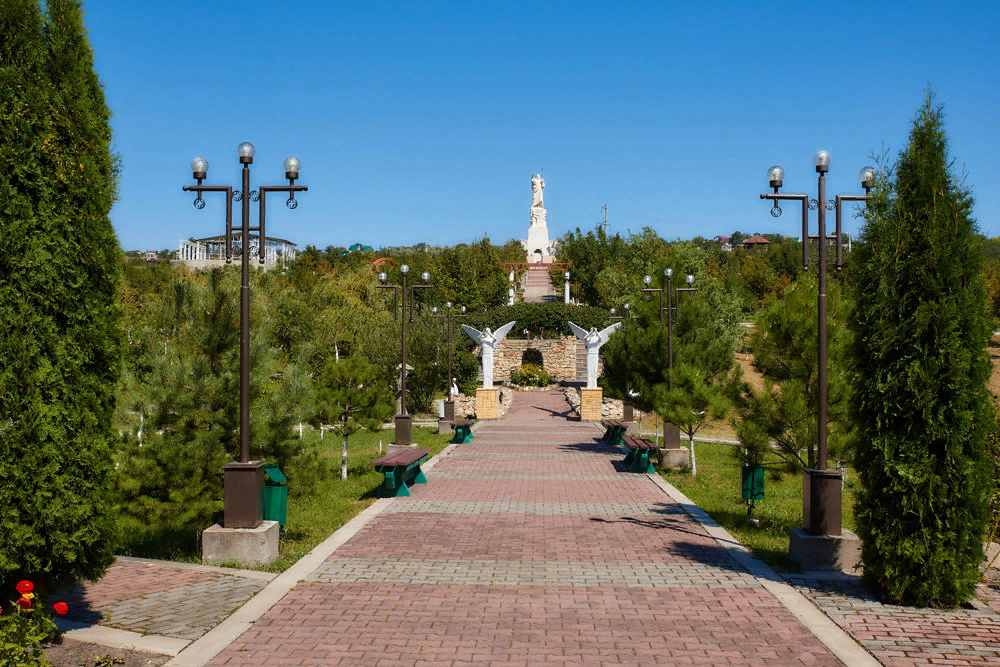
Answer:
988, 339, 1000, 397
44, 639, 170, 667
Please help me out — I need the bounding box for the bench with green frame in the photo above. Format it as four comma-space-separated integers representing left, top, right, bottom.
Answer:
622, 435, 659, 474
450, 419, 476, 444
601, 419, 628, 446
372, 448, 431, 497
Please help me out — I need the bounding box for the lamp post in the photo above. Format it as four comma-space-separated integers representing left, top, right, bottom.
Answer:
640, 269, 696, 390
760, 152, 873, 537
377, 266, 431, 446
432, 302, 467, 420
564, 271, 570, 304
183, 143, 306, 529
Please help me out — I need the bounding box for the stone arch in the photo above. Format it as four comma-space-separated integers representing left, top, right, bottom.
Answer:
521, 348, 544, 367
533, 249, 543, 263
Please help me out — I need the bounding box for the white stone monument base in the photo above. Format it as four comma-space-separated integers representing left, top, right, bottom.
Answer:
788, 527, 861, 572
202, 521, 279, 567
580, 388, 603, 421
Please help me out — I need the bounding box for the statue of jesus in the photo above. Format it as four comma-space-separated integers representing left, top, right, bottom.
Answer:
531, 173, 545, 208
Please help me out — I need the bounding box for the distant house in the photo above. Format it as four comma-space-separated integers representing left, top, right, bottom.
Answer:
712, 235, 733, 251
743, 235, 771, 251
348, 243, 373, 252
143, 250, 159, 263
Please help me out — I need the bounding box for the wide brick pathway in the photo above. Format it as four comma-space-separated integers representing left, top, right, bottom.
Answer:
208, 390, 842, 666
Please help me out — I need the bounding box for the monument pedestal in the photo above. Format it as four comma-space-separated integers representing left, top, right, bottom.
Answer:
476, 388, 499, 419
580, 387, 603, 421
202, 520, 279, 566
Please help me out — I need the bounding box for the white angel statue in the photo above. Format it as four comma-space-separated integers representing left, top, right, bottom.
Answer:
568, 321, 621, 388
461, 321, 517, 389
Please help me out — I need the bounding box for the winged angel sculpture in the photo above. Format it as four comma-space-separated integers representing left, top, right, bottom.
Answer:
568, 321, 621, 388
461, 321, 517, 389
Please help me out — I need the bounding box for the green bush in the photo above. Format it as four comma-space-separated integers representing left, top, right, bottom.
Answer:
1, 0, 122, 591
510, 364, 552, 387
850, 91, 992, 607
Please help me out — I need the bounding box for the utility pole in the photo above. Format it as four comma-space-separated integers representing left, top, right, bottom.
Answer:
602, 203, 608, 235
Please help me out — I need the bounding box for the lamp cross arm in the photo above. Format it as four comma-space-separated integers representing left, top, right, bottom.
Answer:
760, 192, 808, 202
836, 193, 869, 202
183, 184, 232, 194
259, 185, 309, 194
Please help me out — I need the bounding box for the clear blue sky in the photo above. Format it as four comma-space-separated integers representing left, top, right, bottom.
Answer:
83, 1, 1000, 252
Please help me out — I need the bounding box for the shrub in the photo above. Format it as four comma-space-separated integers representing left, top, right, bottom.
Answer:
850, 91, 992, 607
510, 364, 552, 387
1, 0, 122, 591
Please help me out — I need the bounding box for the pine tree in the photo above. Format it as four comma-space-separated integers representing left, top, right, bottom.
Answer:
602, 277, 742, 473
311, 356, 393, 479
0, 0, 123, 589
850, 91, 992, 607
735, 275, 853, 471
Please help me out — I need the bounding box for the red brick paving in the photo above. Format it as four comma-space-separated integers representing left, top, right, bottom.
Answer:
209, 391, 841, 665
61, 559, 221, 610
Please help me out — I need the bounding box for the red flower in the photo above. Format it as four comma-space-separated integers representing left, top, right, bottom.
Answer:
16, 597, 31, 610
53, 602, 69, 615
15, 580, 33, 595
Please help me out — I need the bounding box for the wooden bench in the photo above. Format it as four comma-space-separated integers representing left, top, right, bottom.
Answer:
622, 436, 659, 474
601, 419, 628, 446
372, 448, 431, 497
450, 419, 476, 444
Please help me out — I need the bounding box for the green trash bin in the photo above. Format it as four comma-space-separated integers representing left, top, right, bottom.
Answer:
262, 464, 287, 526
741, 465, 765, 502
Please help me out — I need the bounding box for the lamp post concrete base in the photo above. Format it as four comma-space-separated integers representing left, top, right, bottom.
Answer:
202, 520, 279, 567
789, 527, 861, 572
438, 419, 452, 435
476, 388, 500, 419
580, 387, 603, 421
658, 445, 689, 470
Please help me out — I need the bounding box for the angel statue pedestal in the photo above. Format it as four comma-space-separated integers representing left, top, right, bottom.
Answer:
476, 388, 500, 419
580, 387, 604, 421
462, 321, 517, 421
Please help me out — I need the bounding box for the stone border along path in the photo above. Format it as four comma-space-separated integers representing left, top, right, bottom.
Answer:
162, 389, 870, 666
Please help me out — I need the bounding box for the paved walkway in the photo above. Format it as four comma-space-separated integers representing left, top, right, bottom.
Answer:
202, 391, 841, 665
61, 391, 1000, 665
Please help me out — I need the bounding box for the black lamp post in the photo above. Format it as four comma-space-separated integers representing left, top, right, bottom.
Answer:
432, 302, 467, 421
377, 266, 431, 446
760, 153, 873, 536
183, 141, 309, 528
640, 269, 696, 390
183, 143, 307, 529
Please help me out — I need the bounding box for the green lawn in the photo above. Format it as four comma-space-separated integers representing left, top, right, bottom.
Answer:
115, 426, 454, 571
659, 439, 857, 572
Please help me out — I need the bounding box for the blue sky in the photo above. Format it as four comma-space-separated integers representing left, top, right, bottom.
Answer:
83, 1, 1000, 252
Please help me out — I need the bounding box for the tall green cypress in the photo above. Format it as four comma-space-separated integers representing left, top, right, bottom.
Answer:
0, 0, 122, 588
850, 91, 991, 607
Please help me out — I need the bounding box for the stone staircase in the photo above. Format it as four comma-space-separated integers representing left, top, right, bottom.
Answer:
521, 269, 558, 303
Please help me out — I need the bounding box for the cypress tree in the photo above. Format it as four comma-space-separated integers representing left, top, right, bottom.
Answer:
0, 0, 123, 588
850, 91, 991, 607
